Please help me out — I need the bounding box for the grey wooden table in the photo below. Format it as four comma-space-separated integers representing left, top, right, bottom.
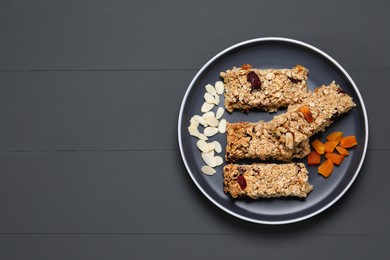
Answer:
0, 0, 389, 259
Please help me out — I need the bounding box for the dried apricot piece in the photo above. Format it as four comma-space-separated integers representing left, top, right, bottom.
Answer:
308, 151, 321, 165
299, 105, 314, 123
318, 159, 334, 177
325, 152, 344, 165
312, 139, 325, 154
340, 136, 357, 148
336, 146, 349, 157
241, 64, 252, 70
324, 141, 339, 153
326, 131, 343, 142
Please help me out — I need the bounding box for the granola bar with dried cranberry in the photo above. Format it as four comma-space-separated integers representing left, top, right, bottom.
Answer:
223, 163, 313, 199
225, 82, 356, 162
220, 64, 309, 112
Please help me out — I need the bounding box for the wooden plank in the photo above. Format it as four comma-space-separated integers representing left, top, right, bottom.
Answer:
0, 150, 386, 235
0, 233, 388, 260
0, 0, 389, 70
0, 69, 385, 151
0, 70, 194, 151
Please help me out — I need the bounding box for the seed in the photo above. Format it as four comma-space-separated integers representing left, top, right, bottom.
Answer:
205, 116, 219, 127
214, 156, 223, 166
204, 92, 215, 104
205, 84, 217, 96
215, 81, 224, 95
201, 102, 214, 113
216, 107, 224, 119
201, 151, 216, 167
201, 165, 216, 175
218, 119, 227, 133
204, 127, 219, 137
212, 141, 222, 153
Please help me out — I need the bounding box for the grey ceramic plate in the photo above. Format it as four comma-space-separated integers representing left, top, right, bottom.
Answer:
178, 38, 368, 224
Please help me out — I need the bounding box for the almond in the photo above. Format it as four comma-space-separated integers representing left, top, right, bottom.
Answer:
215, 81, 224, 95
212, 141, 222, 153
196, 140, 213, 153
218, 119, 227, 133
201, 102, 214, 113
204, 127, 219, 137
216, 107, 224, 119
214, 156, 223, 166
201, 165, 216, 175
205, 116, 219, 127
204, 92, 215, 104
205, 84, 216, 96
201, 151, 216, 167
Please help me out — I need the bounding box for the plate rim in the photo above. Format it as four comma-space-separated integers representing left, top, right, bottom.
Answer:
177, 37, 369, 225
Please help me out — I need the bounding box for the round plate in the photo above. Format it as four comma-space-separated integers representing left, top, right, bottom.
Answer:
178, 37, 368, 224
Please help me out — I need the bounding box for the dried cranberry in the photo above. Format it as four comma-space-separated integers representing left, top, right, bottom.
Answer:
288, 77, 301, 84
237, 175, 247, 190
337, 88, 346, 94
247, 71, 261, 90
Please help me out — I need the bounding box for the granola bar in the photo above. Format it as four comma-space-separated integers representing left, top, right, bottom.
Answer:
226, 82, 356, 162
223, 163, 313, 199
220, 64, 309, 112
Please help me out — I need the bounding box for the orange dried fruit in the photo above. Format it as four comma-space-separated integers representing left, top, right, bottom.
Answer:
294, 64, 306, 73
324, 141, 339, 153
340, 136, 357, 148
336, 146, 349, 157
308, 151, 321, 165
241, 64, 252, 70
299, 105, 314, 123
325, 152, 344, 165
326, 131, 343, 142
318, 159, 334, 177
312, 139, 325, 154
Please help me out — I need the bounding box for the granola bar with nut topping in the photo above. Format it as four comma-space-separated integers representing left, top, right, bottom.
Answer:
220, 64, 309, 113
226, 82, 356, 162
223, 163, 313, 199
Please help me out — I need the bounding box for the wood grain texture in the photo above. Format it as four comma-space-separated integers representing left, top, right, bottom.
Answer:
0, 0, 389, 259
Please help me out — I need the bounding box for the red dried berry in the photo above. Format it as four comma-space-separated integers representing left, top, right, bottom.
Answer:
237, 175, 247, 190
247, 71, 261, 90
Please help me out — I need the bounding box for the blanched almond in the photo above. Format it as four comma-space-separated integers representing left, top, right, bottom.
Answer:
204, 92, 215, 104
216, 107, 224, 119
202, 111, 215, 120
205, 116, 219, 127
214, 156, 223, 166
205, 84, 216, 96
201, 151, 216, 167
192, 115, 207, 127
196, 140, 213, 153
215, 81, 224, 95
204, 127, 219, 137
198, 134, 208, 141
218, 119, 226, 133
212, 141, 222, 153
201, 165, 216, 175
188, 125, 200, 137
201, 102, 214, 113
